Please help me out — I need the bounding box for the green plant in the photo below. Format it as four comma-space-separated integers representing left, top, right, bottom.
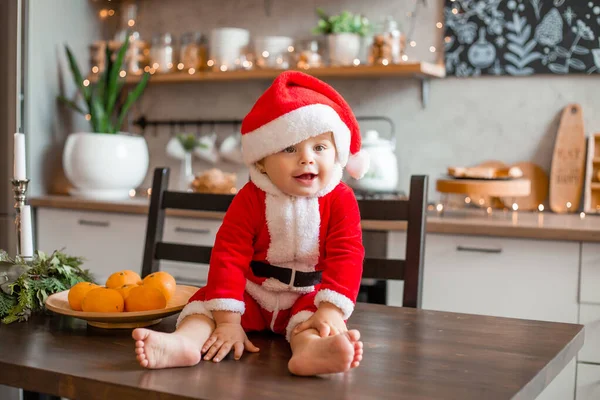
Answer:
58, 34, 150, 134
176, 133, 206, 152
312, 8, 371, 36
0, 250, 94, 324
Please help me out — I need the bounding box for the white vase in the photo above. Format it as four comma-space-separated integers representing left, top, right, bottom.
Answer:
327, 33, 361, 66
63, 132, 149, 200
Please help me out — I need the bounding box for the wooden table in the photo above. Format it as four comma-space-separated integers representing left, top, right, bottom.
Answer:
0, 303, 584, 400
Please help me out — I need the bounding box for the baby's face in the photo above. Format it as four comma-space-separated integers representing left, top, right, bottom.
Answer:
259, 132, 337, 197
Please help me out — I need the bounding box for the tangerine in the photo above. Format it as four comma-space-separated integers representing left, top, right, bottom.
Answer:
105, 270, 142, 289
141, 271, 176, 301
116, 284, 138, 301
125, 285, 167, 312
81, 287, 124, 313
67, 282, 99, 311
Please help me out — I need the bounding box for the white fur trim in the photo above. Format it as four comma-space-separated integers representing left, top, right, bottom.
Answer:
314, 289, 355, 320
205, 298, 245, 314
241, 104, 351, 167
285, 310, 315, 342
345, 150, 370, 180
245, 280, 301, 312
265, 194, 320, 275
176, 300, 213, 328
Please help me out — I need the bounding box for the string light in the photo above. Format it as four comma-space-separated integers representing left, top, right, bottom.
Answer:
436, 204, 444, 212
99, 9, 108, 18
108, 9, 115, 16
429, 46, 436, 52
287, 46, 294, 52
188, 68, 196, 74
220, 65, 228, 72
402, 54, 409, 61
129, 189, 136, 197
436, 22, 443, 28
177, 63, 184, 70
465, 197, 471, 204
83, 79, 90, 87
91, 66, 99, 73
119, 70, 126, 77
207, 60, 215, 67
128, 19, 135, 27
410, 41, 417, 47
512, 203, 519, 211
538, 204, 544, 212
353, 58, 360, 66
262, 51, 270, 58
382, 59, 389, 66
580, 212, 586, 219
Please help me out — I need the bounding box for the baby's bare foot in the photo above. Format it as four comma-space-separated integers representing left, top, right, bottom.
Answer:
288, 330, 363, 376
133, 328, 202, 369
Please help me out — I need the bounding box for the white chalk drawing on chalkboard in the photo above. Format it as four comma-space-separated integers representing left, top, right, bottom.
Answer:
548, 19, 595, 74
535, 9, 563, 46
563, 7, 576, 26
554, 0, 566, 7
504, 13, 542, 76
468, 28, 497, 69
530, 0, 543, 20
590, 40, 600, 74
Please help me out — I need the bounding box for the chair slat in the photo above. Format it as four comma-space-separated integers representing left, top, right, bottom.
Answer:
162, 191, 233, 212
358, 199, 409, 221
155, 242, 212, 264
362, 258, 405, 280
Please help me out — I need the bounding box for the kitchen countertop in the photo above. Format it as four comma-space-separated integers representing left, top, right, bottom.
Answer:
29, 195, 600, 242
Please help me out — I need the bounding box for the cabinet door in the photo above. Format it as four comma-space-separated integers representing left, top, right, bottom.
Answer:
577, 363, 600, 400
36, 208, 147, 284
580, 243, 600, 304
577, 304, 600, 364
422, 234, 579, 324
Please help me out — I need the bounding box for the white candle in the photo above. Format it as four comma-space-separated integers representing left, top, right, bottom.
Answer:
13, 133, 26, 180
20, 205, 34, 258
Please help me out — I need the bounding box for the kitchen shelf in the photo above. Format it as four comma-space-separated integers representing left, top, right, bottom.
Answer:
89, 62, 445, 107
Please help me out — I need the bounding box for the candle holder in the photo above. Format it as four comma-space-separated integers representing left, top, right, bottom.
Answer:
11, 179, 30, 260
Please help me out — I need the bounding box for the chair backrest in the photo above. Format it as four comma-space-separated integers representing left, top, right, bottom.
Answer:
357, 175, 428, 308
142, 168, 428, 308
141, 168, 233, 278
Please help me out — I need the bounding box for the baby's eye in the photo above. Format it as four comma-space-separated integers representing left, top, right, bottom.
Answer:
314, 144, 326, 152
283, 146, 296, 153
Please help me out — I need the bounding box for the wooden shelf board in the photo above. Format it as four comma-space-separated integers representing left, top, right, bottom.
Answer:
88, 62, 446, 84
593, 158, 600, 163
591, 183, 600, 190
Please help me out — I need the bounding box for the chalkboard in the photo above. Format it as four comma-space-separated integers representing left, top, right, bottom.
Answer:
444, 0, 600, 76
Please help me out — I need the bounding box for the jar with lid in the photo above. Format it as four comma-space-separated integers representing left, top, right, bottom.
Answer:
295, 39, 323, 69
150, 33, 177, 73
370, 17, 406, 65
179, 32, 206, 73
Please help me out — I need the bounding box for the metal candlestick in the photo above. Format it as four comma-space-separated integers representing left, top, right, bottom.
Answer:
11, 179, 30, 259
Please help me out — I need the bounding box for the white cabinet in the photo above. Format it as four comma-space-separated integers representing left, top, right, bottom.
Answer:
579, 243, 600, 304
36, 208, 147, 284
578, 304, 600, 364
577, 363, 600, 400
387, 232, 580, 400
422, 234, 580, 324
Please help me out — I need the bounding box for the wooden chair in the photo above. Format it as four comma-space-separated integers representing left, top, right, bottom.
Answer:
357, 175, 428, 308
141, 168, 233, 278
142, 168, 428, 309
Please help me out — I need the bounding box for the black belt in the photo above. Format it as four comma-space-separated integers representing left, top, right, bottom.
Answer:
250, 261, 322, 287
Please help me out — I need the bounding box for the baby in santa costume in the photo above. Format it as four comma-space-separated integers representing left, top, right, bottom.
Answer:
133, 71, 370, 376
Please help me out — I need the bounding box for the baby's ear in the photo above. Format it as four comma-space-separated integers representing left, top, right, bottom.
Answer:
255, 160, 266, 174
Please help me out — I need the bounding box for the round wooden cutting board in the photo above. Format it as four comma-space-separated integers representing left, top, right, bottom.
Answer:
549, 104, 586, 213
502, 162, 549, 211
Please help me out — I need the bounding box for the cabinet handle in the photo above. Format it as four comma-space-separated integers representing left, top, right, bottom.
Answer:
456, 245, 502, 254
78, 219, 110, 228
174, 227, 210, 235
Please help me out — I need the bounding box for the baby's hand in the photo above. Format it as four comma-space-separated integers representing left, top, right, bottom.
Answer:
292, 302, 347, 337
202, 322, 259, 362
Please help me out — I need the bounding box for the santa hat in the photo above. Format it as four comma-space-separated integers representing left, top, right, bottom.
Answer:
240, 71, 369, 180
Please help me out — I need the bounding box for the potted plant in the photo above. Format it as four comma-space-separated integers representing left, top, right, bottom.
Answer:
58, 34, 150, 200
312, 8, 371, 66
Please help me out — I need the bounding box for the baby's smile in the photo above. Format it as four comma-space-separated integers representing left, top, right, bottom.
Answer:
293, 172, 318, 185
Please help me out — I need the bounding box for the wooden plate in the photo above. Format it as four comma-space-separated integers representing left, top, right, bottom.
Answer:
45, 285, 199, 329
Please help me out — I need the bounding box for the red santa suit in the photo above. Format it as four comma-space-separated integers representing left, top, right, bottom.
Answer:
176, 71, 370, 341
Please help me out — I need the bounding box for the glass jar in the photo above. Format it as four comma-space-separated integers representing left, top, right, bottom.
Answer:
179, 32, 206, 73
295, 39, 323, 69
150, 33, 176, 73
371, 17, 406, 65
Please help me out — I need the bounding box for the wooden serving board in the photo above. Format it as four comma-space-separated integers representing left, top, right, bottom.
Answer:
502, 162, 549, 211
549, 104, 586, 213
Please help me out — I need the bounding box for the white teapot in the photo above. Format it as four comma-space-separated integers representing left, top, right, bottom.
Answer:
346, 130, 398, 193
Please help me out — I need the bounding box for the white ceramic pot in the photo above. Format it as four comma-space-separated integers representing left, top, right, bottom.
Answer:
327, 33, 361, 66
347, 130, 398, 193
63, 132, 149, 200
